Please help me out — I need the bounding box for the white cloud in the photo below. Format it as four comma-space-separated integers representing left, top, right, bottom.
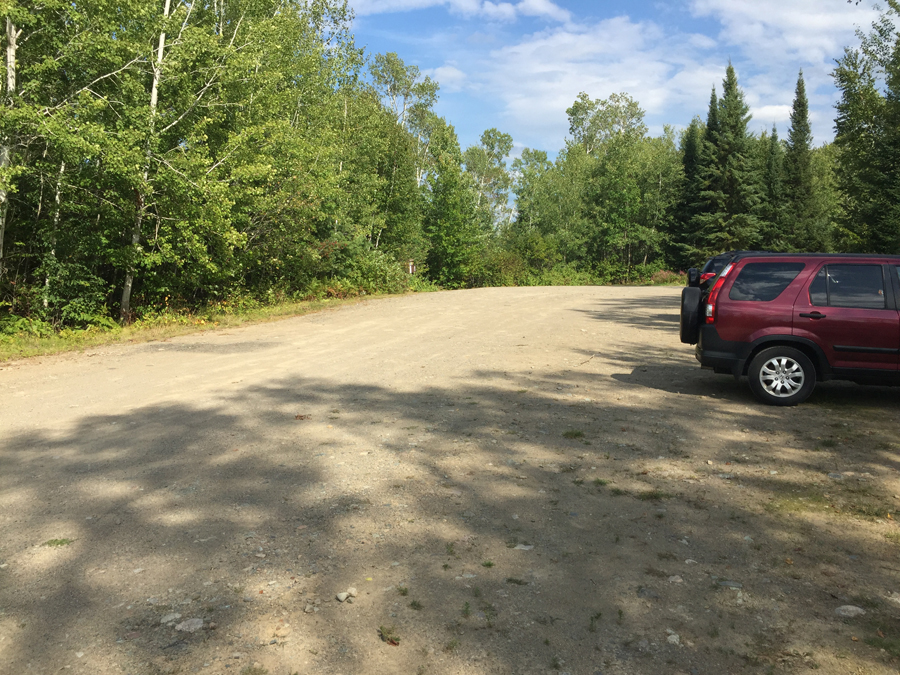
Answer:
482, 1, 517, 22
460, 16, 720, 147
426, 64, 468, 92
351, 0, 570, 22
690, 0, 878, 66
516, 0, 571, 23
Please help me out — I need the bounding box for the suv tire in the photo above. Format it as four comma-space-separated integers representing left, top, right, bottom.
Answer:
748, 346, 816, 406
680, 286, 702, 344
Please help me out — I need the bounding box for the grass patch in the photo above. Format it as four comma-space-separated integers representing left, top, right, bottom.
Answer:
610, 487, 628, 496
461, 602, 471, 618
397, 586, 409, 596
409, 600, 423, 610
506, 577, 527, 585
645, 566, 669, 578
443, 639, 459, 653
865, 635, 900, 657
764, 491, 829, 515
379, 625, 401, 645
588, 611, 602, 632
0, 295, 372, 363
562, 430, 584, 439
42, 538, 74, 547
593, 478, 608, 486
240, 667, 269, 675
481, 560, 494, 568
636, 490, 670, 501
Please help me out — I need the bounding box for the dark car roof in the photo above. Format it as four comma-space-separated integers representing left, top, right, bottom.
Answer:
730, 252, 900, 262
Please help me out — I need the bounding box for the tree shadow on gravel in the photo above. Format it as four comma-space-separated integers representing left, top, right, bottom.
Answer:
574, 293, 681, 333
2, 368, 900, 674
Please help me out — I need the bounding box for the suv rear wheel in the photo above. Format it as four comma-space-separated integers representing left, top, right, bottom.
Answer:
747, 346, 816, 406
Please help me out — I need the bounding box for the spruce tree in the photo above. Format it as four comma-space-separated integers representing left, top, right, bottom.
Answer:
760, 125, 786, 249
690, 65, 761, 260
784, 71, 822, 250
671, 118, 703, 268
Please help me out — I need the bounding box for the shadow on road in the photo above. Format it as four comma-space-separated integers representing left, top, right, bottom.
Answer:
2, 362, 900, 674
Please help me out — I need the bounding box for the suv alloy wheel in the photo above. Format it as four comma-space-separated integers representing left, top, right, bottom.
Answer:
747, 346, 816, 406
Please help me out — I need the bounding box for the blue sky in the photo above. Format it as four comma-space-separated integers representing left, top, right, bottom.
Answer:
346, 0, 880, 156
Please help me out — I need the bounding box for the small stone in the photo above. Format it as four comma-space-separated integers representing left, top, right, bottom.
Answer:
514, 544, 534, 551
835, 605, 866, 618
274, 624, 291, 637
336, 592, 349, 602
175, 618, 204, 633
347, 587, 358, 597
132, 568, 144, 574
666, 632, 681, 646
717, 473, 734, 479
243, 597, 253, 603
828, 473, 844, 480
637, 587, 660, 599
668, 575, 683, 584
160, 613, 181, 624
706, 460, 713, 465
717, 580, 743, 589
304, 604, 315, 613
75, 652, 84, 658
231, 652, 245, 659
684, 559, 698, 565
255, 553, 266, 559
769, 470, 778, 475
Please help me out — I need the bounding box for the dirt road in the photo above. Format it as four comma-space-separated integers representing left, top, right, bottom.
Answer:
2, 286, 900, 675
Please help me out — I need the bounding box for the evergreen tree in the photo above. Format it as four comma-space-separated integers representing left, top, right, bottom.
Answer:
690, 65, 762, 261
671, 117, 703, 268
784, 71, 821, 250
759, 125, 786, 249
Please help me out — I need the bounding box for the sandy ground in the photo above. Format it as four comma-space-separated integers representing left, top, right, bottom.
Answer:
2, 286, 900, 675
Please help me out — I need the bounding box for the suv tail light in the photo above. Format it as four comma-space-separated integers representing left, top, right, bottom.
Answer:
705, 263, 734, 324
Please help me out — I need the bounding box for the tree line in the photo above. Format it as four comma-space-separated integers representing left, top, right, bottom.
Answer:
1, 0, 898, 330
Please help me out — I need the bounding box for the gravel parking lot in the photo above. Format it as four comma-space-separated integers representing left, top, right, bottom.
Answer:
2, 286, 900, 675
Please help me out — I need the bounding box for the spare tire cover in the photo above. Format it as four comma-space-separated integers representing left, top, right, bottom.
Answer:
680, 286, 702, 344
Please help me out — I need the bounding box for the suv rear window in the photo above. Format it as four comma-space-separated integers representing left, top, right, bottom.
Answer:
728, 262, 806, 302
809, 264, 886, 309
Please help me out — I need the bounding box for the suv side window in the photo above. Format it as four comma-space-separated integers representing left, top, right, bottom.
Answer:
728, 262, 805, 302
809, 264, 886, 309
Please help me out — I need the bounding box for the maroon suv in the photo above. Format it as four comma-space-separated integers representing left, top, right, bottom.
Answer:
680, 252, 900, 405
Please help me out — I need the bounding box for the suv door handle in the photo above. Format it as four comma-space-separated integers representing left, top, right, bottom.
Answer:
799, 312, 826, 319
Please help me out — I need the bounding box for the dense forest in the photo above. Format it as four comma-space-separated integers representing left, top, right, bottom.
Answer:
2, 0, 900, 330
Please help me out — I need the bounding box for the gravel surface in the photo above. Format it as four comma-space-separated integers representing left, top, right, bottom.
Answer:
1, 286, 900, 675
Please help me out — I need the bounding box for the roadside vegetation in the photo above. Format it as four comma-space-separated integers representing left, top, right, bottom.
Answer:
1, 0, 898, 338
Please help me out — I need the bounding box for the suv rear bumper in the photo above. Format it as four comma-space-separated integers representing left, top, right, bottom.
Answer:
696, 326, 748, 376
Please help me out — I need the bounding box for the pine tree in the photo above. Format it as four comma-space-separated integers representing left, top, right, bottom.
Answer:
759, 125, 786, 249
670, 118, 703, 268
689, 65, 762, 261
784, 71, 822, 251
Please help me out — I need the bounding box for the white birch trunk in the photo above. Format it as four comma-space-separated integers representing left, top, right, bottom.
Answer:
0, 17, 18, 279
43, 162, 65, 308
120, 0, 171, 322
